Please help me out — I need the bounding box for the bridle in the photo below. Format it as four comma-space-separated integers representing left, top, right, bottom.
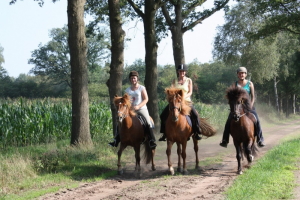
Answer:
231, 99, 247, 122
169, 95, 182, 122
117, 102, 128, 122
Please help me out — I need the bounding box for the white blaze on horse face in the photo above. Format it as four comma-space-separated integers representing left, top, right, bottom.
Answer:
117, 102, 128, 122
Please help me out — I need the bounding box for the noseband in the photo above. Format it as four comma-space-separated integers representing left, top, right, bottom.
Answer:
169, 96, 182, 122
231, 99, 247, 122
117, 102, 128, 122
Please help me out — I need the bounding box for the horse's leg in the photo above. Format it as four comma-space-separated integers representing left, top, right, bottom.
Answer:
117, 144, 127, 175
167, 140, 175, 175
234, 143, 243, 175
193, 137, 200, 170
151, 149, 156, 171
177, 142, 182, 173
245, 141, 254, 163
134, 145, 141, 176
181, 141, 189, 175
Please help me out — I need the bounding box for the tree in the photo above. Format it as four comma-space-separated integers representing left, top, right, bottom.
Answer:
0, 45, 4, 68
29, 26, 109, 88
213, 2, 279, 82
245, 0, 300, 38
126, 0, 165, 133
85, 0, 126, 138
68, 0, 92, 146
159, 0, 229, 69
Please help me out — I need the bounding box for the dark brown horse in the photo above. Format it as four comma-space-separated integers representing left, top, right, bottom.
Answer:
114, 94, 156, 176
164, 88, 216, 175
226, 85, 258, 174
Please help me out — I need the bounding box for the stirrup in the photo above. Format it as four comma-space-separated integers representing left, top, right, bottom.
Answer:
158, 134, 166, 141
219, 141, 228, 148
194, 134, 202, 140
108, 140, 117, 147
149, 140, 157, 149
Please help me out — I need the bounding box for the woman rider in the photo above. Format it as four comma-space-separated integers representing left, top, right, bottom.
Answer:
108, 71, 157, 149
159, 64, 202, 141
219, 67, 265, 148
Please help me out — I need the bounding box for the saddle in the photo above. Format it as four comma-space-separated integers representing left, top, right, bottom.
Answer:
247, 112, 257, 124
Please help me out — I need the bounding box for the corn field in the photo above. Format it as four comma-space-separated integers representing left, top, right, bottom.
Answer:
0, 98, 113, 149
0, 98, 231, 150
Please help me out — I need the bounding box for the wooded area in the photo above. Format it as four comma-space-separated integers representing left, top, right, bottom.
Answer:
3, 0, 300, 145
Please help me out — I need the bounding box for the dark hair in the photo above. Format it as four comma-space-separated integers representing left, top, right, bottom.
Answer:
128, 71, 139, 78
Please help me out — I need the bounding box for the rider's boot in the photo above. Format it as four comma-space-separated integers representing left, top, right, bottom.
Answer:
158, 122, 167, 141
148, 125, 157, 149
108, 129, 120, 147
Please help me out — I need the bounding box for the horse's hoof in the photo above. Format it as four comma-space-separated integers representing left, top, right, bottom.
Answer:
183, 170, 189, 175
152, 166, 156, 171
118, 170, 123, 175
250, 155, 254, 162
237, 170, 243, 175
170, 167, 175, 175
177, 167, 183, 173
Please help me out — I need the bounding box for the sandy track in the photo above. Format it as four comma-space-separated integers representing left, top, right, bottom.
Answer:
39, 120, 300, 200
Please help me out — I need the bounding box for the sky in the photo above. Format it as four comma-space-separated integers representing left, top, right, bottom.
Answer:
0, 0, 231, 78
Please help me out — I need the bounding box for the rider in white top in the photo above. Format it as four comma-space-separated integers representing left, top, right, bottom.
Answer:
109, 71, 156, 149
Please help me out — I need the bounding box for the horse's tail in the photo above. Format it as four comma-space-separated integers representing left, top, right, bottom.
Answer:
200, 118, 217, 137
142, 140, 153, 164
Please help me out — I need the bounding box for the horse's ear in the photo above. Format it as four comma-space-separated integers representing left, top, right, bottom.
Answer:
178, 89, 183, 97
165, 89, 170, 95
114, 94, 118, 97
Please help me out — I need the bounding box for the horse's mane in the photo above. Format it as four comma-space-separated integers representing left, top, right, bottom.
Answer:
226, 85, 252, 112
113, 93, 136, 117
165, 87, 192, 116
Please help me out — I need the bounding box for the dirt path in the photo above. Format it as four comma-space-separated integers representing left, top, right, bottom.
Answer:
39, 120, 300, 200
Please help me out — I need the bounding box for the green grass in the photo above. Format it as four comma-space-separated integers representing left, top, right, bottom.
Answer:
0, 140, 123, 200
224, 131, 300, 200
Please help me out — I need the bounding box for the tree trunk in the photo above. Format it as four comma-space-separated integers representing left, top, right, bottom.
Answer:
143, 0, 160, 134
68, 0, 92, 146
293, 94, 295, 114
162, 2, 185, 73
273, 77, 279, 113
107, 0, 125, 137
286, 95, 289, 118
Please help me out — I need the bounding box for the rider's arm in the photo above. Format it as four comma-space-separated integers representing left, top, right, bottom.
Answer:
185, 78, 193, 99
134, 87, 148, 110
249, 81, 255, 108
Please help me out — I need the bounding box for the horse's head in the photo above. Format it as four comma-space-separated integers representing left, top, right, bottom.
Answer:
114, 93, 135, 123
226, 86, 251, 122
165, 88, 191, 122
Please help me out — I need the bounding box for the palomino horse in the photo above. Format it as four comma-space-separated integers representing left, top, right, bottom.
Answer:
114, 94, 156, 176
226, 86, 258, 174
164, 88, 216, 175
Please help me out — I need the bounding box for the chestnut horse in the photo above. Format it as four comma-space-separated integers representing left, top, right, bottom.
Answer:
114, 94, 156, 176
164, 88, 216, 175
226, 86, 258, 174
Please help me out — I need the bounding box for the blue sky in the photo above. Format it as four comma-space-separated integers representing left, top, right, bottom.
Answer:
0, 0, 229, 78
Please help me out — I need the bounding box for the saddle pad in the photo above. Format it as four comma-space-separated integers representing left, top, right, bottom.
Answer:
186, 115, 192, 127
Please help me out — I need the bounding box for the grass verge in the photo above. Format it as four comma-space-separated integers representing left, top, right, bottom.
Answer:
224, 130, 300, 200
